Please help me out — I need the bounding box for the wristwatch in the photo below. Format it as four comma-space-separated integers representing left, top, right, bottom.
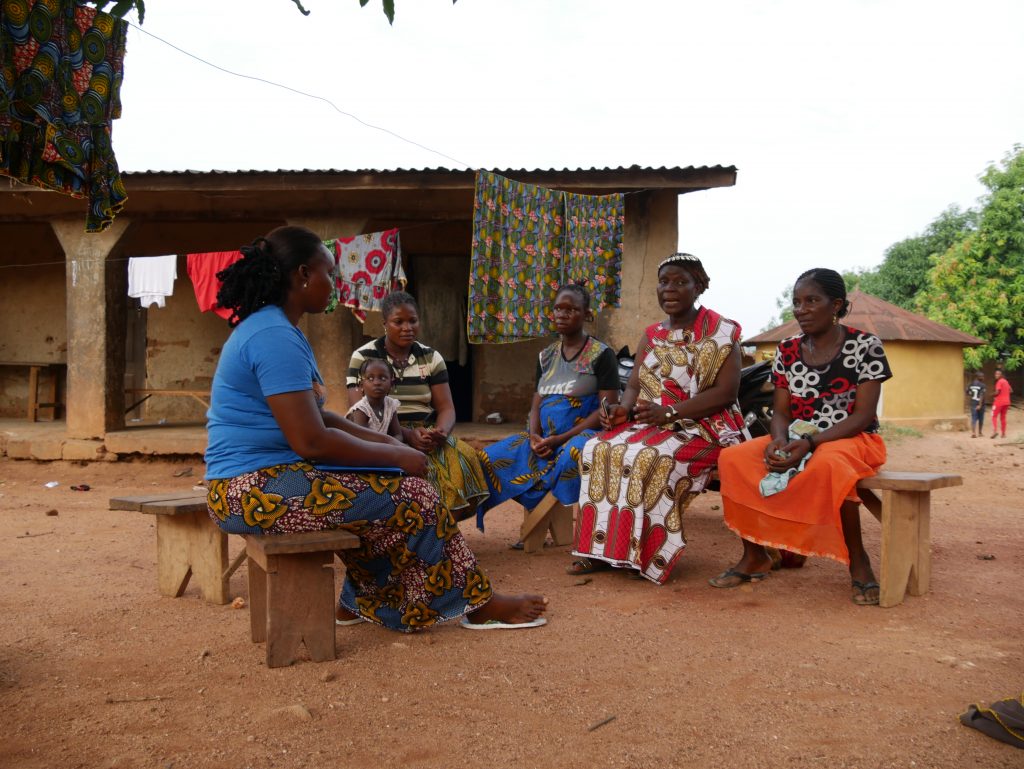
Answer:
663, 405, 679, 424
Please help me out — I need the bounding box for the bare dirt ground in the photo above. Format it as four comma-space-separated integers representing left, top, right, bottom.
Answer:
1, 428, 1022, 769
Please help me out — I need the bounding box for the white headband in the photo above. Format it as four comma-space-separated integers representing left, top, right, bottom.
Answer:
658, 253, 701, 270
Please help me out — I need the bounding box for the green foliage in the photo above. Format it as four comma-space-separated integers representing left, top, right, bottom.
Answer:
359, 0, 457, 25
859, 206, 977, 309
91, 0, 145, 23
916, 146, 1024, 370
879, 423, 923, 442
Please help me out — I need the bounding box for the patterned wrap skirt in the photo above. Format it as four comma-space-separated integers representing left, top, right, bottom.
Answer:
718, 433, 886, 565
206, 462, 493, 632
477, 393, 598, 530
407, 423, 489, 519
575, 421, 736, 584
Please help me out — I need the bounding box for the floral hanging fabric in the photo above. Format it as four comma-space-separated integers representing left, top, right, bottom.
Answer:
324, 228, 406, 322
468, 171, 624, 344
0, 0, 128, 232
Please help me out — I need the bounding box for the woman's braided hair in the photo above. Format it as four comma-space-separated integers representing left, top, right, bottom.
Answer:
796, 268, 851, 319
555, 281, 591, 311
216, 225, 325, 327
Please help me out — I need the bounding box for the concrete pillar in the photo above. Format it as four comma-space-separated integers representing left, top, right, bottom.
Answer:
51, 218, 132, 439
595, 189, 678, 352
285, 217, 368, 408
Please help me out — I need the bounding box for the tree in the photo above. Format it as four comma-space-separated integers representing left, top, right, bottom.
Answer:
94, 0, 457, 26
859, 206, 977, 309
916, 146, 1024, 370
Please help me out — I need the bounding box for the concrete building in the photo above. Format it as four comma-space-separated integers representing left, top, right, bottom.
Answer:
744, 290, 984, 429
0, 165, 736, 457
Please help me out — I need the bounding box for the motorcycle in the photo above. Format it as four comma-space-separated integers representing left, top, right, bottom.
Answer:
615, 348, 774, 437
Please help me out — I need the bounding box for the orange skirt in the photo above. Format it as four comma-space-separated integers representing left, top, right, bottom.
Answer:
718, 433, 886, 565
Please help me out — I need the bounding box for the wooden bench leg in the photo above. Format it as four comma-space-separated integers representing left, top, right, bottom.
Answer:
548, 503, 575, 546
521, 493, 559, 554
263, 552, 337, 668
247, 556, 267, 644
27, 365, 40, 422
155, 511, 229, 604
878, 489, 931, 608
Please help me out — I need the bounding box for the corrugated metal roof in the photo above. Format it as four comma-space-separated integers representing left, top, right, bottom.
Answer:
745, 290, 984, 346
121, 164, 736, 176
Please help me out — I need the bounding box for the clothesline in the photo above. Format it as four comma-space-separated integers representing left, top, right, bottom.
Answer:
0, 183, 658, 272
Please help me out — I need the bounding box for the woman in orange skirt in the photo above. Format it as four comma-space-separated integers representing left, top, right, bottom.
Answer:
712, 268, 892, 605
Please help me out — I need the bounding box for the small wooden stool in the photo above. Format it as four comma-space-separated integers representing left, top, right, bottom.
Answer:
519, 491, 576, 554
111, 493, 235, 605
244, 530, 360, 668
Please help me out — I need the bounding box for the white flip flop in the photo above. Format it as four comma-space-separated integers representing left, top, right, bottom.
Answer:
336, 617, 366, 626
459, 616, 547, 630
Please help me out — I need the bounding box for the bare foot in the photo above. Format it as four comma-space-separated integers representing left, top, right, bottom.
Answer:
465, 593, 548, 625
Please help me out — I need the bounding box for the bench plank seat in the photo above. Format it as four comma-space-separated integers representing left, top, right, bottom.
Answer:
517, 468, 962, 608
111, 493, 230, 605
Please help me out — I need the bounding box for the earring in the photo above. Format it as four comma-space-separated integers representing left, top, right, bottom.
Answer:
302, 282, 308, 289
832, 315, 838, 325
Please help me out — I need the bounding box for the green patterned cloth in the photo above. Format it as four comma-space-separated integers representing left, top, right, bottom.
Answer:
1, 0, 128, 232
468, 171, 624, 344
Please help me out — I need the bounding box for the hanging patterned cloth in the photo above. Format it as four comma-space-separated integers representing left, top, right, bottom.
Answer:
0, 1, 128, 232
468, 171, 624, 344
325, 228, 406, 322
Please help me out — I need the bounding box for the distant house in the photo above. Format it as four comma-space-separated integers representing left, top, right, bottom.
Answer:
0, 165, 737, 443
744, 290, 984, 429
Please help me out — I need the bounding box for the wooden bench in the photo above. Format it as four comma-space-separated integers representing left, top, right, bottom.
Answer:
519, 491, 574, 553
113, 493, 363, 668
0, 360, 65, 421
245, 530, 360, 668
519, 469, 962, 608
110, 493, 244, 605
856, 471, 961, 608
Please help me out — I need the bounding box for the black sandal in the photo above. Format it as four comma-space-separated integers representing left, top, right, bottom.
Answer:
708, 567, 770, 588
851, 580, 880, 606
565, 558, 611, 576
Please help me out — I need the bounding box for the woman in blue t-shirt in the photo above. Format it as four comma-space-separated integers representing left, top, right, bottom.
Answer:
204, 226, 547, 632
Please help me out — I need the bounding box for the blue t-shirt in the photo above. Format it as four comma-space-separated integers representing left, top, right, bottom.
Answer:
205, 305, 323, 479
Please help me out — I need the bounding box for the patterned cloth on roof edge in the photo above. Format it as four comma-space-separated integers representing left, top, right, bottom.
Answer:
325, 228, 406, 322
0, 1, 128, 232
468, 171, 624, 344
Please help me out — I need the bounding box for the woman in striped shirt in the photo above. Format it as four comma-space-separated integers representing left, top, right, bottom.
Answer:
347, 291, 489, 519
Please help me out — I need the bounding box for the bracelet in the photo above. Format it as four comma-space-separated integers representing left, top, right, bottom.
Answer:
804, 434, 815, 451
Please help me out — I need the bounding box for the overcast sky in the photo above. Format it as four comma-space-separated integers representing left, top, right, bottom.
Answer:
114, 0, 1024, 335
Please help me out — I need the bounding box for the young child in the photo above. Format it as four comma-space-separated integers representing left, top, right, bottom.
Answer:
347, 358, 403, 440
966, 371, 986, 438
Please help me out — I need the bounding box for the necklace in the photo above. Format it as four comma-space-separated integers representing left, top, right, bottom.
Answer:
802, 326, 843, 367
560, 334, 588, 360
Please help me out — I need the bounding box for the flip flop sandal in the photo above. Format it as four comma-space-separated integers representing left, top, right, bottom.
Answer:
708, 568, 770, 589
459, 616, 547, 630
565, 558, 611, 576
851, 580, 880, 606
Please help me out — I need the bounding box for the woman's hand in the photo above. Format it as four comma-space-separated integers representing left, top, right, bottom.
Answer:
408, 427, 436, 452
599, 404, 629, 430
531, 434, 564, 459
633, 399, 673, 426
425, 425, 448, 448
393, 444, 429, 477
763, 437, 810, 473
